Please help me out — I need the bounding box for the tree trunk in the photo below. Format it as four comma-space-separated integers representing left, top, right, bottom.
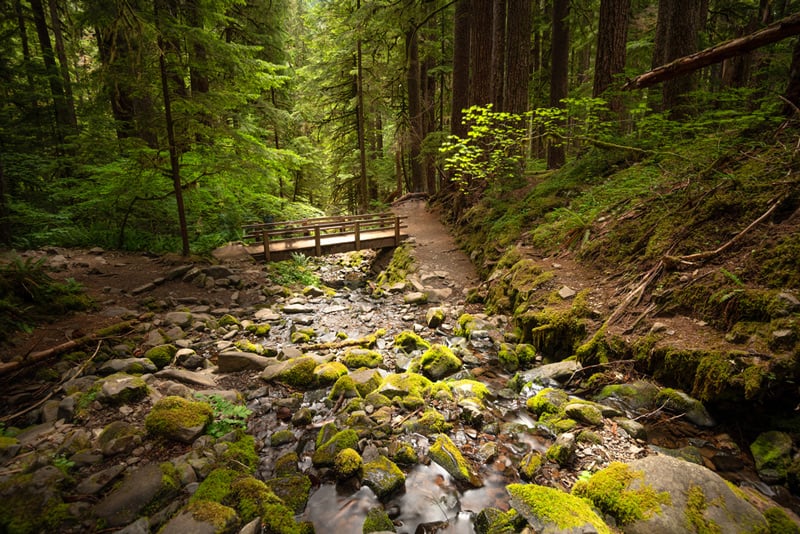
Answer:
47, 0, 77, 131
0, 155, 9, 245
156, 0, 190, 256
593, 0, 630, 113
783, 37, 800, 116
548, 0, 569, 169
469, 0, 493, 106
503, 0, 531, 115
653, 0, 706, 117
355, 0, 369, 210
15, 0, 35, 92
406, 27, 424, 193
29, 0, 73, 142
423, 56, 437, 194
491, 0, 506, 110
450, 0, 471, 139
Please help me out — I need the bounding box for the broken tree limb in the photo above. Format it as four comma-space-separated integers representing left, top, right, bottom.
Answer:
0, 319, 137, 377
623, 12, 800, 90
663, 194, 785, 268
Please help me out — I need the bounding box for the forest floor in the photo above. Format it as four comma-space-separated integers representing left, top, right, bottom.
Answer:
3, 197, 739, 372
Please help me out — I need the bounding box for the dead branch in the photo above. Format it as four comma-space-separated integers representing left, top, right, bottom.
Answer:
605, 261, 665, 327
663, 194, 785, 268
0, 320, 136, 378
623, 13, 800, 90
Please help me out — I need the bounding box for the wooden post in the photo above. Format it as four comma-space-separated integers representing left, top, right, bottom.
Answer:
355, 221, 361, 250
263, 230, 271, 262
315, 226, 321, 256
394, 216, 400, 246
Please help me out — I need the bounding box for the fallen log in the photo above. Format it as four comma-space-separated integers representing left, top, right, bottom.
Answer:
0, 320, 137, 377
623, 12, 800, 90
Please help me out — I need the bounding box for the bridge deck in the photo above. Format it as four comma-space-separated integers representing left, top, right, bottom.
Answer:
244, 212, 408, 262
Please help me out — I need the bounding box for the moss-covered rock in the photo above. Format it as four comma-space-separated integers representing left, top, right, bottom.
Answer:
595, 380, 659, 412
525, 387, 568, 417
261, 356, 319, 389
519, 451, 543, 481
246, 323, 272, 336
429, 434, 482, 488
394, 330, 431, 352
571, 461, 670, 525
314, 361, 349, 386
448, 379, 492, 401
290, 326, 316, 344
312, 429, 360, 467
563, 402, 604, 427
191, 468, 241, 504
329, 374, 361, 400
144, 343, 177, 369
750, 430, 793, 483
404, 408, 452, 435
334, 448, 363, 480
654, 387, 716, 427
419, 344, 462, 379
145, 395, 213, 443
270, 429, 296, 447
763, 507, 800, 534
234, 339, 265, 355
362, 455, 406, 500
342, 348, 384, 369
508, 483, 611, 534
229, 476, 305, 533
220, 434, 259, 473
378, 372, 433, 398
389, 441, 419, 466
363, 506, 395, 533
265, 473, 312, 514
348, 368, 384, 397
98, 372, 149, 405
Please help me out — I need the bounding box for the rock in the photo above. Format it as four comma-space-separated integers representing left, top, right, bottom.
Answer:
546, 432, 576, 466
159, 501, 239, 534
254, 308, 281, 321
418, 344, 462, 379
98, 420, 143, 456
175, 348, 206, 370
144, 396, 214, 443
98, 357, 158, 375
347, 368, 383, 397
750, 430, 793, 483
654, 388, 716, 427
313, 361, 349, 386
595, 380, 660, 413
614, 417, 647, 441
163, 311, 192, 327
342, 348, 384, 369
217, 351, 277, 372
362, 455, 406, 500
576, 455, 768, 534
507, 483, 611, 534
312, 429, 359, 467
564, 402, 604, 426
144, 344, 178, 369
261, 356, 320, 389
265, 473, 312, 514
429, 434, 482, 487
334, 448, 363, 480
526, 387, 569, 417
93, 463, 180, 528
403, 292, 428, 305
520, 360, 581, 385
76, 464, 126, 494
425, 307, 445, 329
557, 285, 576, 299
377, 372, 433, 398
363, 506, 395, 533
98, 373, 149, 405
155, 368, 217, 387
283, 303, 314, 314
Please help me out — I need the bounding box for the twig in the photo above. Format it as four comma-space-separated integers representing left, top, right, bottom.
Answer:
564, 359, 636, 387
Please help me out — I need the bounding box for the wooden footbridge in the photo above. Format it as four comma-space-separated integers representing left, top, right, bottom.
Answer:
243, 212, 408, 262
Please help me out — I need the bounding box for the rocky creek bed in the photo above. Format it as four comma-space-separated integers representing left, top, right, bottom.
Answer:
1, 212, 800, 532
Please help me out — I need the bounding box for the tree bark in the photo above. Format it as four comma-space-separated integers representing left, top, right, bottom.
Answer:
450, 0, 471, 139
406, 27, 424, 193
47, 0, 77, 131
624, 12, 800, 91
468, 0, 493, 106
548, 0, 569, 169
503, 0, 531, 115
491, 0, 506, 110
593, 0, 630, 112
784, 37, 800, 115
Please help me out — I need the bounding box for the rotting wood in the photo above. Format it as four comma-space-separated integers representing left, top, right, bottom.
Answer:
0, 320, 136, 377
623, 12, 800, 90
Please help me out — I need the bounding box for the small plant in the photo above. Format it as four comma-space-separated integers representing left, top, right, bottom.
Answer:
52, 454, 75, 474
197, 394, 252, 438
268, 256, 320, 287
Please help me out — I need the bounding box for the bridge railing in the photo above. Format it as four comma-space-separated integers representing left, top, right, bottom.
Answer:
243, 212, 408, 261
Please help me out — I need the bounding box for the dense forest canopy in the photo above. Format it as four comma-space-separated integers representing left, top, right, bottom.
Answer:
1, 0, 799, 255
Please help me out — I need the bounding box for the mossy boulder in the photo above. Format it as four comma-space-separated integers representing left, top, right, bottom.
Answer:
145, 395, 213, 443
334, 448, 363, 480
425, 307, 446, 329
525, 387, 569, 417
519, 451, 543, 481
389, 441, 419, 465
234, 339, 265, 355
348, 368, 384, 396
220, 434, 259, 473
265, 473, 312, 514
229, 476, 305, 532
261, 356, 319, 389
362, 455, 406, 500
270, 429, 296, 447
654, 388, 716, 427
98, 372, 149, 405
98, 420, 143, 456
507, 483, 611, 534
449, 379, 492, 401
218, 314, 241, 327
750, 431, 793, 484
429, 434, 482, 488
563, 402, 604, 427
314, 361, 349, 386
595, 381, 659, 412
343, 348, 384, 369
0, 468, 70, 534
290, 326, 316, 344
515, 305, 587, 362
363, 506, 395, 533
246, 323, 272, 336
144, 343, 178, 369
404, 408, 452, 435
378, 372, 433, 398
312, 429, 359, 467
394, 330, 431, 352
419, 344, 462, 379
329, 375, 361, 400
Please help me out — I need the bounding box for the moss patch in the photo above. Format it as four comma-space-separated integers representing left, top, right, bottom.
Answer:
144, 395, 213, 441
507, 483, 611, 534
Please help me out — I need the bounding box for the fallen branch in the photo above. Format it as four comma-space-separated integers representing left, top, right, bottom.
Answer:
663, 194, 784, 268
605, 261, 665, 327
0, 320, 136, 378
623, 12, 800, 90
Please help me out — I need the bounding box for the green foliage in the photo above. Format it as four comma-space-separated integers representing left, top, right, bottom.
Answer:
195, 394, 253, 438
268, 256, 320, 287
441, 105, 529, 192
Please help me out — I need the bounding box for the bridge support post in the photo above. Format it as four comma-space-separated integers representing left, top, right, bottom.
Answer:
263, 231, 271, 262
394, 216, 400, 246
314, 226, 321, 256
355, 221, 361, 250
